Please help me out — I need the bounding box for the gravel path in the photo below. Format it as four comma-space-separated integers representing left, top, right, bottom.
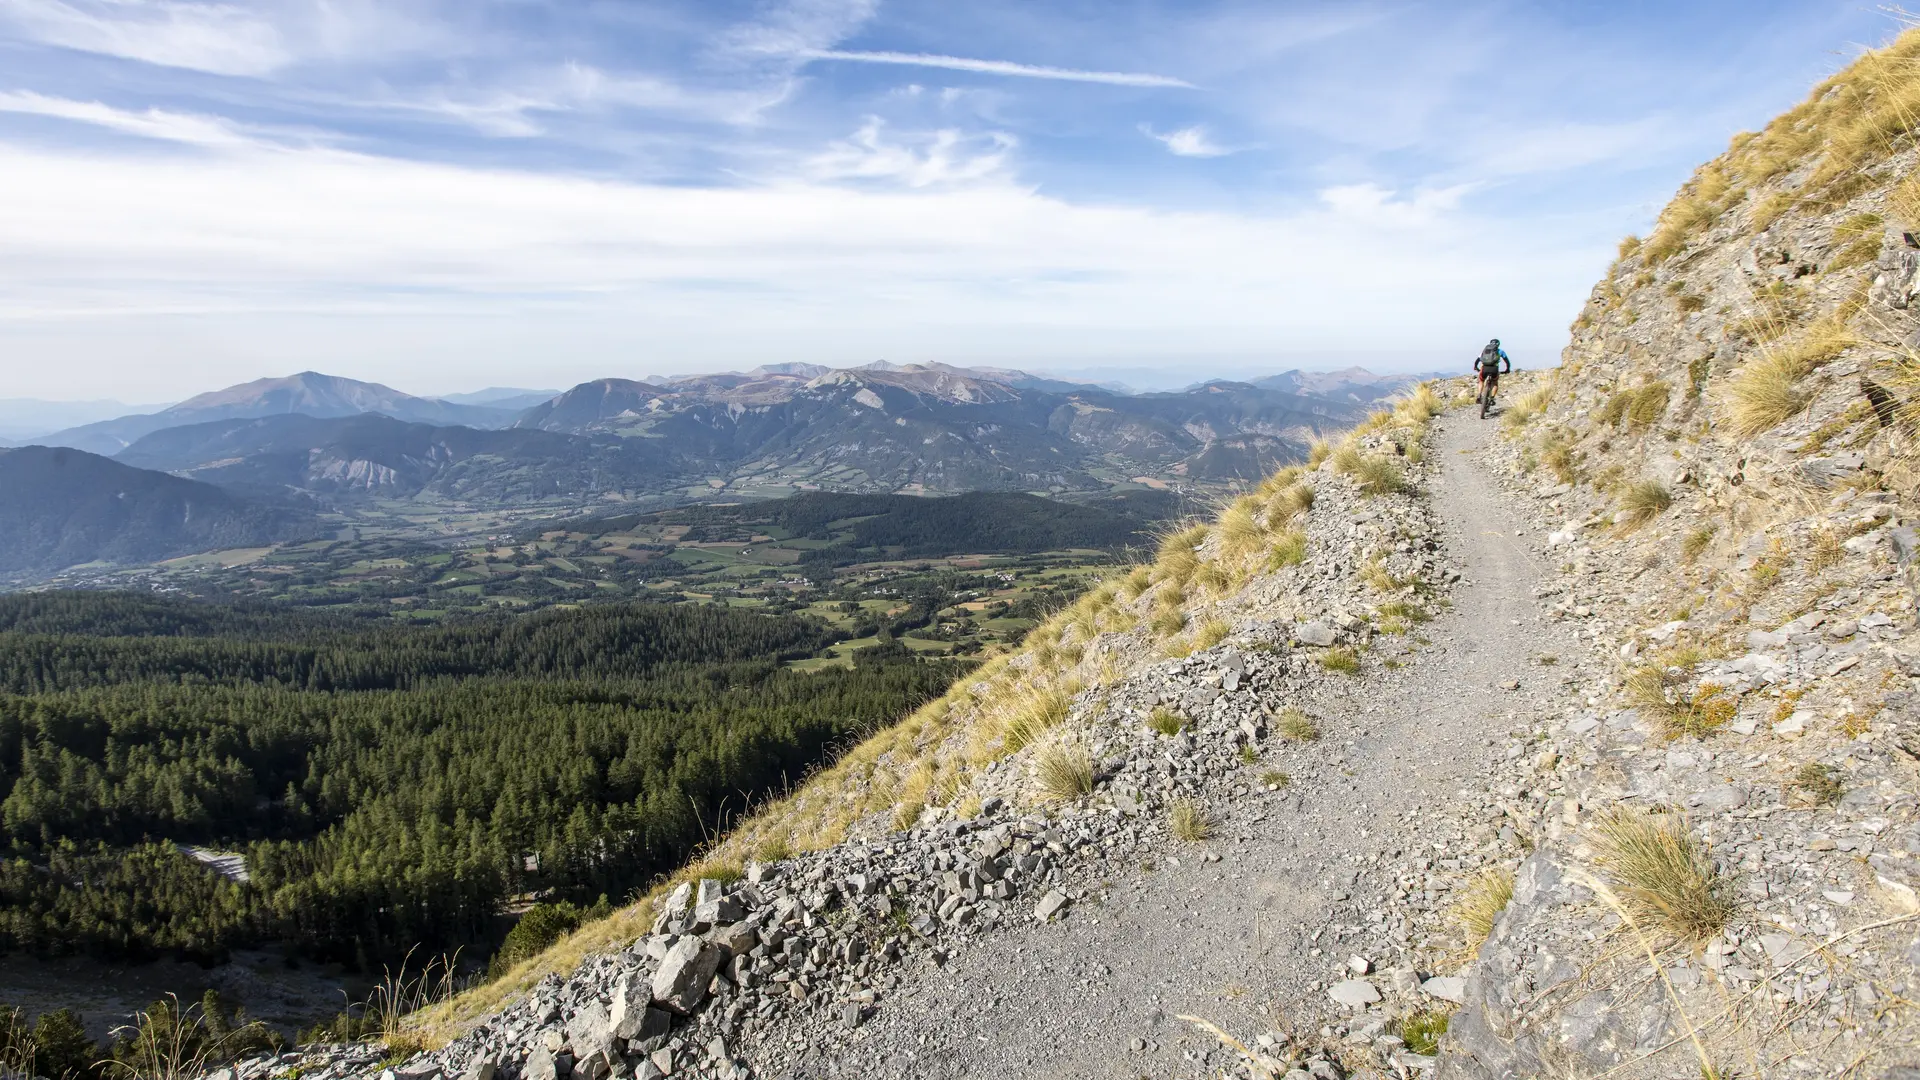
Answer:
770, 414, 1583, 1079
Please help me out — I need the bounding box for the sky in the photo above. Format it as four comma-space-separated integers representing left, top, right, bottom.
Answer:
0, 0, 1902, 400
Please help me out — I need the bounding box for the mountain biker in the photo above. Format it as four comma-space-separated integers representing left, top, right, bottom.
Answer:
1474, 339, 1511, 404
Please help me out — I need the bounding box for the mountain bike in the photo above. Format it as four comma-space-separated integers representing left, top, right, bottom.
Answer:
1477, 375, 1499, 419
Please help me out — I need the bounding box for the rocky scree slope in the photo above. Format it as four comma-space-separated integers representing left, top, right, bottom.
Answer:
241, 389, 1599, 1080
1435, 31, 1920, 1080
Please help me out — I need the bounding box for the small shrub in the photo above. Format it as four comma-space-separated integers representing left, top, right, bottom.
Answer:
1449, 866, 1515, 960
1259, 770, 1291, 788
1169, 798, 1214, 841
1616, 481, 1673, 529
1237, 743, 1257, 764
1320, 646, 1361, 673
1034, 742, 1095, 801
1789, 762, 1843, 805
1276, 707, 1319, 740
1267, 529, 1308, 569
491, 902, 585, 977
1590, 808, 1736, 944
1148, 707, 1189, 737
1400, 1010, 1451, 1056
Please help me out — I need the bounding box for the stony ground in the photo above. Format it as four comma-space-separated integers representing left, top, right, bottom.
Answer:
749, 409, 1585, 1079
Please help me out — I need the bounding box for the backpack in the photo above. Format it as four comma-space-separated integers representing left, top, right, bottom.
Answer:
1478, 343, 1501, 372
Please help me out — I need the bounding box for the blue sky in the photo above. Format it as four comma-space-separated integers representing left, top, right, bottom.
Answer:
0, 0, 1899, 399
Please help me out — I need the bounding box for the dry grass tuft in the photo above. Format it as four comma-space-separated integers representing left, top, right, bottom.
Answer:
1169, 798, 1215, 841
1033, 741, 1096, 802
1276, 707, 1319, 740
1681, 525, 1716, 562
1192, 617, 1231, 651
1625, 663, 1735, 740
1726, 352, 1810, 435
1319, 646, 1361, 674
998, 686, 1073, 754
1501, 379, 1557, 429
1589, 808, 1736, 944
1147, 707, 1188, 737
1306, 438, 1333, 468
1616, 480, 1673, 529
1217, 498, 1265, 563
1266, 528, 1308, 569
1449, 866, 1516, 962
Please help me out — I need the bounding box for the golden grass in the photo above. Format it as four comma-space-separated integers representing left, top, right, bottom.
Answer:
996, 686, 1074, 754
1033, 741, 1095, 802
1147, 707, 1187, 737
1624, 663, 1735, 740
1319, 646, 1361, 674
1448, 866, 1515, 962
1306, 438, 1333, 468
1616, 480, 1673, 529
1682, 525, 1716, 562
1266, 528, 1307, 569
1276, 707, 1318, 741
1501, 378, 1556, 429
1268, 480, 1315, 522
1808, 528, 1845, 572
1169, 798, 1215, 841
1192, 617, 1232, 651
1725, 352, 1810, 436
1217, 498, 1265, 563
1589, 808, 1736, 945
1119, 566, 1152, 600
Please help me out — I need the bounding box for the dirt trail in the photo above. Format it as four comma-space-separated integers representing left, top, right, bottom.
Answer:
772, 412, 1580, 1079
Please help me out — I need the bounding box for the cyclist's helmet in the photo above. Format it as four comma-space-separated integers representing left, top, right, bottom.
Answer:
1490, 338, 1500, 346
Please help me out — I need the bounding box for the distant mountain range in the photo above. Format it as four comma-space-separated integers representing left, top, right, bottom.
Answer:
0, 397, 174, 443
0, 446, 314, 576
39, 372, 520, 456
117, 413, 675, 504
3, 363, 1433, 578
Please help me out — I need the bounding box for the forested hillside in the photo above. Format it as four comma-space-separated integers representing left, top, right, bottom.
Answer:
0, 594, 965, 968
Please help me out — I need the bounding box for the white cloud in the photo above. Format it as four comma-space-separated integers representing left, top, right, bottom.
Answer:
1317, 182, 1478, 227
0, 0, 289, 75
803, 119, 1014, 187
0, 134, 1601, 399
1142, 123, 1234, 157
801, 49, 1195, 88
0, 90, 267, 147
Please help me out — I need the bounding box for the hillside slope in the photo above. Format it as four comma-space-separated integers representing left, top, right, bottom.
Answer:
0, 446, 315, 576
116, 413, 680, 504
